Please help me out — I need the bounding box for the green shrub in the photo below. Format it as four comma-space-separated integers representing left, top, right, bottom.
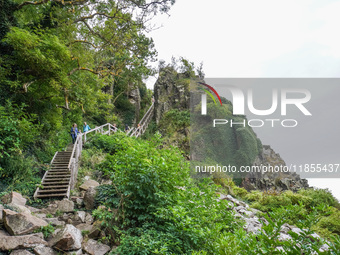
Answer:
94, 133, 190, 226
314, 210, 340, 236
298, 188, 340, 209
232, 186, 248, 198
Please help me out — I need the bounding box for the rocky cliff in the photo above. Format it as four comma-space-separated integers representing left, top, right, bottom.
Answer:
153, 68, 309, 192
153, 67, 190, 124
243, 145, 309, 192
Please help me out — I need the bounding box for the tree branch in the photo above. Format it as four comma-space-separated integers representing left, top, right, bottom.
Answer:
73, 12, 115, 23
69, 40, 100, 49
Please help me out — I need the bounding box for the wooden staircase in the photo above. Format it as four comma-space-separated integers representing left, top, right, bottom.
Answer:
34, 150, 73, 199
34, 103, 155, 199
128, 102, 154, 138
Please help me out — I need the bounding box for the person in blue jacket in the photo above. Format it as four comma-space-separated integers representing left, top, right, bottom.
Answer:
83, 122, 91, 142
70, 123, 80, 144
83, 122, 91, 132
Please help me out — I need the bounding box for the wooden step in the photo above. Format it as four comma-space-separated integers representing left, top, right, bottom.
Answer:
35, 193, 68, 198
47, 171, 70, 174
38, 189, 68, 193
44, 177, 70, 182
45, 176, 70, 179
40, 185, 69, 189
45, 176, 71, 179
42, 181, 69, 185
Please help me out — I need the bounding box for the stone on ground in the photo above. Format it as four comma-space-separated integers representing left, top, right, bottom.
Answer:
56, 199, 74, 213
48, 224, 83, 251
3, 209, 48, 236
0, 233, 47, 251
1, 192, 27, 206
83, 239, 110, 255
33, 244, 58, 255
84, 187, 97, 210
79, 179, 100, 191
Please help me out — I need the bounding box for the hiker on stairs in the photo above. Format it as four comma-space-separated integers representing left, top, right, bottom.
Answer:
125, 124, 130, 133
70, 123, 80, 144
83, 122, 91, 142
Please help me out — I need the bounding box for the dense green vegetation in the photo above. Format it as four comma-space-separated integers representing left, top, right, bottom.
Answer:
79, 133, 340, 254
1, 1, 339, 254
0, 0, 171, 193
190, 97, 263, 178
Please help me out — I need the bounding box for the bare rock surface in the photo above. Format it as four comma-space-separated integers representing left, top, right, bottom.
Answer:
84, 187, 97, 210
0, 233, 47, 251
10, 250, 34, 255
83, 239, 110, 255
48, 224, 83, 251
1, 192, 27, 206
79, 180, 100, 191
56, 199, 74, 213
33, 244, 58, 255
3, 209, 48, 235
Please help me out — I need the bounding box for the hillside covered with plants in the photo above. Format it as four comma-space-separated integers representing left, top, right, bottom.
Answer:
1, 0, 340, 254
0, 0, 169, 194
75, 133, 340, 254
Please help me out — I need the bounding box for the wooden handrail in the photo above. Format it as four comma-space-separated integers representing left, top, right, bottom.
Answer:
130, 102, 154, 137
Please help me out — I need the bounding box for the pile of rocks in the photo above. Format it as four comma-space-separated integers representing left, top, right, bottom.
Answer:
0, 179, 115, 255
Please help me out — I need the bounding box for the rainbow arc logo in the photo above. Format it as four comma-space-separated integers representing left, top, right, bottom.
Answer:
198, 82, 222, 115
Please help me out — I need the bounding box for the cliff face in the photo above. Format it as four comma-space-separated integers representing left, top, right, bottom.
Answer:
242, 145, 309, 192
128, 85, 141, 125
153, 68, 308, 192
153, 67, 190, 124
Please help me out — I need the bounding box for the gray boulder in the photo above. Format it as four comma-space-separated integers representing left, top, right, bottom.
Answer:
79, 180, 100, 191
0, 233, 47, 251
44, 218, 65, 227
84, 187, 97, 210
83, 239, 110, 255
49, 224, 83, 251
3, 209, 48, 236
74, 211, 86, 223
56, 199, 74, 213
33, 244, 58, 255
2, 192, 27, 206
8, 204, 31, 214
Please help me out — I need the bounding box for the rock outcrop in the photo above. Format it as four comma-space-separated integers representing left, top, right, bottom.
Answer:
242, 145, 309, 192
128, 84, 141, 125
153, 67, 191, 124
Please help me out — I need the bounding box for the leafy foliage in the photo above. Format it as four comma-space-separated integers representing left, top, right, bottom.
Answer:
85, 134, 340, 254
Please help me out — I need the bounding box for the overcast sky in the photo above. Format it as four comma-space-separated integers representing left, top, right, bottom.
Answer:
145, 0, 340, 199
